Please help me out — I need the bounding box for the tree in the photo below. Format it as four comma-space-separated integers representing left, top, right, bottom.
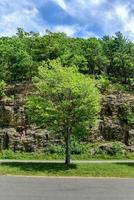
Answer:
103, 32, 134, 83
0, 38, 33, 82
83, 38, 108, 74
60, 51, 88, 72
26, 32, 68, 63
26, 60, 101, 165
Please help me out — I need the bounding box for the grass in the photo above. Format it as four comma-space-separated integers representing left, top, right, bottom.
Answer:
0, 150, 134, 160
0, 162, 134, 178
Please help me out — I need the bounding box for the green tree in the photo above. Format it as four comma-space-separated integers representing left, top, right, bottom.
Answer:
0, 38, 33, 82
103, 32, 134, 83
26, 60, 100, 165
16, 27, 30, 38
83, 38, 108, 74
60, 51, 88, 72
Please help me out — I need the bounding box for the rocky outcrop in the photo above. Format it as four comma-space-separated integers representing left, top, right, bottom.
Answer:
0, 82, 134, 152
0, 82, 62, 152
99, 93, 134, 145
0, 82, 30, 127
0, 128, 55, 152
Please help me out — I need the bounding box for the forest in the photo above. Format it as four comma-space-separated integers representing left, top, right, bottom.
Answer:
0, 28, 134, 85
0, 28, 134, 164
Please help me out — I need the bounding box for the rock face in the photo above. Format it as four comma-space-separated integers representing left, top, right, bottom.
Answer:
0, 83, 28, 128
0, 128, 51, 152
99, 93, 134, 145
0, 82, 134, 152
0, 83, 63, 152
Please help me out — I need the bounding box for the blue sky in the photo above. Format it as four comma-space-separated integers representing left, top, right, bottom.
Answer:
0, 0, 134, 39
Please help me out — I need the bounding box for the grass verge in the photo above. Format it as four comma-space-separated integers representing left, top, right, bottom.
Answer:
1, 150, 134, 160
0, 163, 134, 178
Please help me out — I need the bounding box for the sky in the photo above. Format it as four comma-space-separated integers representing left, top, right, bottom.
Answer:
0, 0, 134, 39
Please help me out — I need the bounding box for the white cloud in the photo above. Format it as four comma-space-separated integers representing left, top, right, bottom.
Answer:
0, 0, 44, 36
52, 0, 107, 20
90, 0, 106, 6
114, 4, 134, 36
103, 3, 134, 39
53, 0, 67, 10
1, 0, 134, 40
52, 0, 134, 39
40, 24, 80, 37
81, 30, 99, 38
115, 4, 129, 21
51, 25, 80, 36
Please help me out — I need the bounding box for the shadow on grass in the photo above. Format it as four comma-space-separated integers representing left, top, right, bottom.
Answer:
116, 163, 134, 168
1, 162, 77, 173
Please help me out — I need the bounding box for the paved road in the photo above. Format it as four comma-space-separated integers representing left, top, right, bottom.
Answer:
0, 176, 134, 200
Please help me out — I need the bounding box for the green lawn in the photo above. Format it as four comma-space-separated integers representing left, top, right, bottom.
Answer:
0, 163, 134, 178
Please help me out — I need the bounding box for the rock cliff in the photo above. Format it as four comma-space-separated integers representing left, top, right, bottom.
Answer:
0, 83, 134, 152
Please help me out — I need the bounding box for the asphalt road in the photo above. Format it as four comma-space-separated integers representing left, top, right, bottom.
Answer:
0, 176, 134, 200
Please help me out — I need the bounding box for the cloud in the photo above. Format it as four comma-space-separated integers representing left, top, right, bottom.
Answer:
51, 0, 134, 39
0, 0, 44, 36
50, 24, 80, 36
53, 0, 67, 10
114, 4, 134, 38
1, 0, 134, 39
52, 0, 107, 20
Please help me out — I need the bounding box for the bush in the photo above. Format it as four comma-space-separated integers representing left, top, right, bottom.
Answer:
91, 142, 125, 157
122, 103, 134, 125
111, 83, 129, 92
71, 140, 85, 155
0, 80, 6, 98
96, 75, 111, 92
110, 142, 125, 156
0, 150, 15, 159
96, 75, 130, 93
45, 144, 64, 154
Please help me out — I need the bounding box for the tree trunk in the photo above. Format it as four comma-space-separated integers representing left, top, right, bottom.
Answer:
65, 132, 71, 165
124, 130, 129, 146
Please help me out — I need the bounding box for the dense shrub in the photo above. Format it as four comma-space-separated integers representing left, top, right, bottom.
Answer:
45, 144, 64, 154
71, 140, 85, 155
0, 80, 6, 98
91, 142, 125, 156
122, 104, 134, 125
96, 75, 111, 92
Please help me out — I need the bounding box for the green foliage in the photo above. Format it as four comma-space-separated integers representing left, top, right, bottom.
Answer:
0, 29, 133, 86
26, 59, 101, 164
96, 76, 130, 93
45, 144, 64, 154
0, 80, 6, 98
60, 52, 88, 72
0, 38, 33, 82
103, 32, 134, 83
26, 59, 101, 136
83, 38, 109, 74
96, 75, 111, 92
71, 140, 85, 155
91, 142, 125, 157
111, 142, 125, 155
0, 150, 15, 159
122, 104, 134, 125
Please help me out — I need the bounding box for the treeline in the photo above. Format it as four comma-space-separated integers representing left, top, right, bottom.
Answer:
0, 28, 134, 84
